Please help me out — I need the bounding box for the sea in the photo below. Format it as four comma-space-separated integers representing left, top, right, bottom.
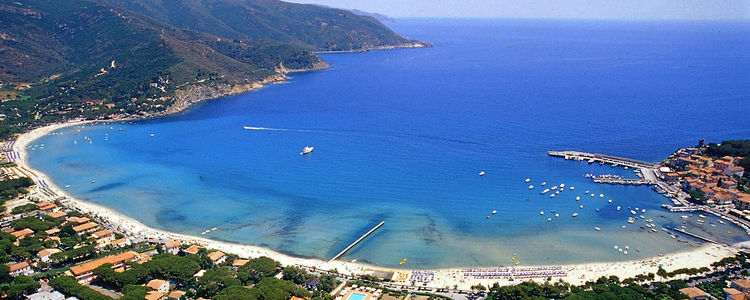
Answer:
28, 19, 750, 268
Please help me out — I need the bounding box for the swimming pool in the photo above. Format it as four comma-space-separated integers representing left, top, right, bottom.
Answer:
346, 292, 367, 300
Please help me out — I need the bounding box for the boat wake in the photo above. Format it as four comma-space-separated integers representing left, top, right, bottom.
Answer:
243, 126, 289, 131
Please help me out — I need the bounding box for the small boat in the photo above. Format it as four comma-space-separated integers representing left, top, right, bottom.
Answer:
492, 210, 497, 214
560, 183, 565, 188
555, 213, 559, 217
608, 199, 612, 203
525, 178, 530, 182
617, 206, 621, 211
590, 193, 595, 197
630, 210, 637, 215
595, 227, 601, 231
585, 190, 590, 194
547, 218, 552, 222
551, 185, 558, 190
150, 133, 154, 137
596, 209, 600, 212
599, 194, 604, 198
479, 171, 486, 176
627, 217, 635, 224
541, 189, 550, 194
65, 185, 71, 188
550, 194, 555, 198
699, 214, 706, 219
570, 186, 575, 190
572, 212, 578, 217
576, 196, 581, 201
579, 205, 584, 209
300, 146, 314, 155
718, 220, 725, 224
540, 211, 544, 215
528, 185, 534, 189
541, 182, 546, 186
90, 180, 96, 183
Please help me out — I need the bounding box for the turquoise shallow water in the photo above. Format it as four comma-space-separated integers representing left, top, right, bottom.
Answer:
28, 19, 750, 268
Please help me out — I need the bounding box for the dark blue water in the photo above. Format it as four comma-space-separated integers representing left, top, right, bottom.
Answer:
29, 19, 750, 268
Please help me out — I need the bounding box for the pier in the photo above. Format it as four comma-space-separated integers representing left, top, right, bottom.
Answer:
329, 221, 385, 262
667, 227, 722, 245
547, 151, 657, 169
586, 174, 653, 185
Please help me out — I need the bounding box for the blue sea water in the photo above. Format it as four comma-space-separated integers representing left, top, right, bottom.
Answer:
29, 19, 750, 268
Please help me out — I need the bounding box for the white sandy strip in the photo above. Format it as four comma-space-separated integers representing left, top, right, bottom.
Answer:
12, 121, 746, 290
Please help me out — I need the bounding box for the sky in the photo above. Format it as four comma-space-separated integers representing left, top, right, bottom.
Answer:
286, 0, 750, 19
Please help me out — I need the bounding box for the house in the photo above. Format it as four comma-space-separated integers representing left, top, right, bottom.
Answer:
734, 195, 750, 211
72, 222, 99, 234
26, 291, 65, 300
69, 251, 139, 283
183, 245, 201, 255
35, 201, 57, 211
726, 166, 745, 178
91, 229, 114, 247
698, 187, 716, 199
145, 291, 164, 300
45, 227, 60, 236
164, 240, 180, 255
731, 279, 750, 293
679, 287, 709, 300
664, 172, 680, 183
146, 279, 170, 294
207, 251, 226, 265
6, 261, 32, 276
723, 288, 745, 300
714, 193, 734, 205
232, 259, 249, 269
46, 211, 67, 219
168, 290, 185, 300
110, 237, 131, 247
67, 216, 90, 224
38, 248, 61, 262
714, 160, 733, 172
10, 228, 34, 239
304, 278, 320, 291
721, 180, 739, 189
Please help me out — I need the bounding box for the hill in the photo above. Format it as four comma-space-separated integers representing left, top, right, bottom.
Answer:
0, 0, 426, 137
103, 0, 424, 51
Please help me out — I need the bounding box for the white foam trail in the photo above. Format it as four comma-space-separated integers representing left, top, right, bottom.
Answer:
243, 126, 288, 131
243, 126, 315, 133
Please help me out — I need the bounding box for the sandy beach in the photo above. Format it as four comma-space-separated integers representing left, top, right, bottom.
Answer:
10, 121, 746, 290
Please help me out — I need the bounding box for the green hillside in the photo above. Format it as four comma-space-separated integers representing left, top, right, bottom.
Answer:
103, 0, 426, 51
0, 0, 427, 139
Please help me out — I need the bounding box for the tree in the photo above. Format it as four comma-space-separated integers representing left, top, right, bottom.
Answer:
2, 275, 41, 299
237, 256, 280, 285
197, 268, 241, 298
282, 266, 307, 284
121, 284, 150, 300
657, 267, 668, 279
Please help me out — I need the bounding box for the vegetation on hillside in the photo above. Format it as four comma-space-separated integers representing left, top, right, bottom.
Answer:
103, 0, 425, 51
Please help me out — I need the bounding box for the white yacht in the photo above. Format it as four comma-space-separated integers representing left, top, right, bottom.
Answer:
300, 146, 314, 155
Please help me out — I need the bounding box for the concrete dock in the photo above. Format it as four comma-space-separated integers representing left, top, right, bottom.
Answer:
329, 221, 385, 262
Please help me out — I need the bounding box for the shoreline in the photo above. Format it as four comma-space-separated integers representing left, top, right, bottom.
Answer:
10, 121, 746, 289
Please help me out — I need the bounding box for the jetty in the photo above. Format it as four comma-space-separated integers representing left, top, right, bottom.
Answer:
329, 221, 385, 262
547, 151, 657, 169
586, 174, 653, 185
667, 227, 722, 245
